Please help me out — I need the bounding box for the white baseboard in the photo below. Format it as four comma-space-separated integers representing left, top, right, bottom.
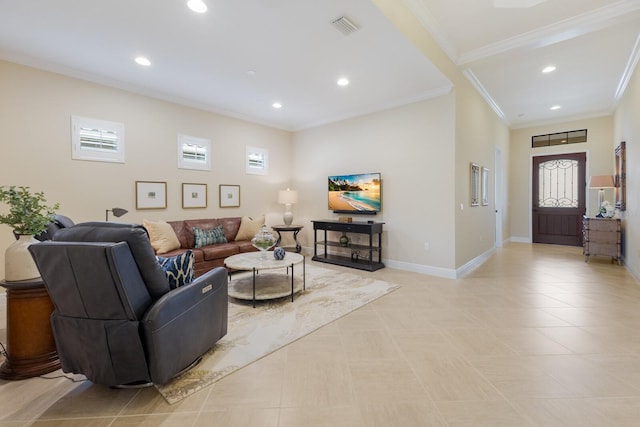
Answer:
455, 247, 496, 278
306, 246, 496, 280
383, 259, 457, 279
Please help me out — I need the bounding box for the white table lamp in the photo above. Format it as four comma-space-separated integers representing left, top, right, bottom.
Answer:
278, 188, 298, 225
588, 175, 614, 210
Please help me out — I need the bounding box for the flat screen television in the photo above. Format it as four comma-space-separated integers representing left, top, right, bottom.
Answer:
328, 172, 381, 214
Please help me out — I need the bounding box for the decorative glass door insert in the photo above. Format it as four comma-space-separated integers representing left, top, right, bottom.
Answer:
538, 159, 579, 208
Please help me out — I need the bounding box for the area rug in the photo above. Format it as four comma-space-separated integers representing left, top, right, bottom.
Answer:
155, 263, 400, 404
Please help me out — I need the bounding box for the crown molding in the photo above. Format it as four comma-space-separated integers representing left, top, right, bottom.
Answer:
293, 84, 454, 131
458, 0, 640, 65
403, 0, 459, 63
462, 69, 509, 125
614, 32, 640, 103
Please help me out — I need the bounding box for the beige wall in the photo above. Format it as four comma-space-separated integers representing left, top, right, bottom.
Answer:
614, 62, 640, 280
454, 84, 511, 268
509, 116, 614, 241
372, 0, 511, 271
292, 95, 457, 274
0, 60, 293, 278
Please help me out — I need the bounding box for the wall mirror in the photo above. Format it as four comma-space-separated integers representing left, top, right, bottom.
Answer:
615, 141, 626, 211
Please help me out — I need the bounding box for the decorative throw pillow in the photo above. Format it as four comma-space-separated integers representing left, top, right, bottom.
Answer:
235, 215, 265, 241
143, 219, 181, 254
193, 225, 227, 248
156, 250, 194, 289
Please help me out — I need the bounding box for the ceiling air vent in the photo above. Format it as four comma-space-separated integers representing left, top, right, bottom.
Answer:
331, 16, 359, 35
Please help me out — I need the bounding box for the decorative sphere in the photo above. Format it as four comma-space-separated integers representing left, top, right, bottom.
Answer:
273, 247, 286, 260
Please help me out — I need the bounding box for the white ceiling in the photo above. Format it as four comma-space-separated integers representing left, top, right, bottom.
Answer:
0, 0, 639, 130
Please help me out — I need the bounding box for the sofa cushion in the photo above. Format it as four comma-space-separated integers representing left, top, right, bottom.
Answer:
236, 240, 257, 253
156, 250, 194, 289
193, 225, 227, 248
235, 215, 265, 241
143, 219, 181, 254
219, 217, 242, 241
160, 247, 205, 264
167, 221, 190, 249
184, 219, 221, 248
201, 243, 240, 261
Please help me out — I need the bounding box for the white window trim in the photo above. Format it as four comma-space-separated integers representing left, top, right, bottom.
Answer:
245, 145, 268, 175
71, 115, 125, 163
177, 134, 211, 171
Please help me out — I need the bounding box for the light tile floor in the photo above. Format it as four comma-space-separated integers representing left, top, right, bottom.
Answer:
2, 243, 640, 426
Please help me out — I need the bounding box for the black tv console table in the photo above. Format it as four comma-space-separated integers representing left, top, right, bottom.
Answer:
311, 220, 385, 271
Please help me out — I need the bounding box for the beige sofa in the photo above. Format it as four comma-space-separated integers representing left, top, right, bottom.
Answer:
144, 216, 263, 277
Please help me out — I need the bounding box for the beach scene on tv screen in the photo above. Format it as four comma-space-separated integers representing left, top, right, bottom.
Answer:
328, 173, 381, 212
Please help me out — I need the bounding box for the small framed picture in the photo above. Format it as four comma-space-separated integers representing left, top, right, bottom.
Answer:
182, 183, 207, 209
219, 184, 240, 208
136, 181, 167, 209
470, 163, 480, 207
481, 167, 489, 206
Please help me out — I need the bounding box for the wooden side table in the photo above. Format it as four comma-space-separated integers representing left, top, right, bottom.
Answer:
582, 217, 622, 264
0, 278, 60, 380
271, 225, 303, 253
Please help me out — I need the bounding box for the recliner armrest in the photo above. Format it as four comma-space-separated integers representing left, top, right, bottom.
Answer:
141, 267, 228, 384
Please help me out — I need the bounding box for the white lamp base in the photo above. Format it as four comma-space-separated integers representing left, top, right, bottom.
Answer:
283, 204, 293, 225
597, 188, 604, 211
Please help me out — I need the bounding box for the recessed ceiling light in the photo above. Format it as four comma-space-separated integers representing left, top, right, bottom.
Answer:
272, 102, 282, 109
135, 56, 151, 66
550, 105, 561, 110
187, 0, 207, 13
337, 77, 349, 86
542, 65, 556, 73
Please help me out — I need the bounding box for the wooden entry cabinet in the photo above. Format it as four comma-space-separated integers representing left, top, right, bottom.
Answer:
582, 217, 622, 264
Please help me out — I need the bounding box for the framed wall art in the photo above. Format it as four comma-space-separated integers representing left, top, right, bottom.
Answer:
182, 183, 207, 209
481, 167, 489, 206
470, 163, 480, 207
136, 181, 167, 209
615, 141, 626, 211
219, 184, 240, 208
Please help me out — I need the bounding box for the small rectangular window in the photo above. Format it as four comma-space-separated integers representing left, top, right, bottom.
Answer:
531, 129, 587, 148
71, 116, 125, 163
246, 146, 268, 175
177, 134, 211, 171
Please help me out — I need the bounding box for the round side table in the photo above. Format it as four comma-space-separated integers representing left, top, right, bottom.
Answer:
0, 278, 60, 380
271, 225, 303, 253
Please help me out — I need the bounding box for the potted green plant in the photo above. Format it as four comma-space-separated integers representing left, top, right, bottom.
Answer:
0, 186, 59, 281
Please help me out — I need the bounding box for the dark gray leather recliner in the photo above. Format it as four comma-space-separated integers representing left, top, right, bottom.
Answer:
14, 214, 75, 241
28, 222, 228, 386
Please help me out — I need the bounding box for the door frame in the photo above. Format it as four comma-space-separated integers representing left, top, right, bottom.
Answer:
529, 149, 590, 242
495, 146, 504, 247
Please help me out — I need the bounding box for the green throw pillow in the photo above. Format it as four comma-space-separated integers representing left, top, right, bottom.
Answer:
193, 225, 227, 248
156, 250, 194, 289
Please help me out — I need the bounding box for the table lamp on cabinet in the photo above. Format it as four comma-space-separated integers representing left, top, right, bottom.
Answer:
588, 175, 614, 214
278, 188, 298, 225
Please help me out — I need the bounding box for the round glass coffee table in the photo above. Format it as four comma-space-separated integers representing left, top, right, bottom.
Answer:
224, 252, 305, 307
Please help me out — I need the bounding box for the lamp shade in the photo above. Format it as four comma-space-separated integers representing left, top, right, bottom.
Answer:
278, 188, 298, 205
588, 175, 614, 189
105, 207, 128, 221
